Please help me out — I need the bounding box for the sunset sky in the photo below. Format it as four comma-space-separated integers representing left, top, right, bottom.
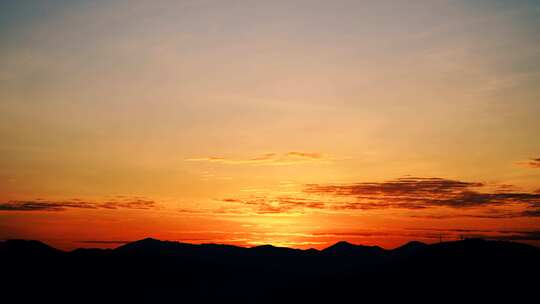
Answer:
1, 0, 540, 250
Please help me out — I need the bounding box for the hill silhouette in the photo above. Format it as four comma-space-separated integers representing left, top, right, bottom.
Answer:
1, 238, 538, 303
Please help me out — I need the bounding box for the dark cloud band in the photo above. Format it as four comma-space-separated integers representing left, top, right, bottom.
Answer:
304, 177, 540, 210
0, 198, 157, 212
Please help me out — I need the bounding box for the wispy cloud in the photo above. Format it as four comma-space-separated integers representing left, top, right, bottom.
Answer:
304, 177, 540, 210
493, 230, 540, 241
526, 158, 540, 168
0, 201, 97, 211
519, 209, 540, 217
213, 177, 540, 218
285, 152, 324, 159
220, 196, 327, 215
406, 228, 540, 242
186, 152, 331, 166
516, 157, 540, 168
411, 209, 540, 219
78, 240, 131, 245
100, 199, 156, 210
0, 197, 157, 212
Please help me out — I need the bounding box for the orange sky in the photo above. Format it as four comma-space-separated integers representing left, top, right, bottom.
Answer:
1, 0, 540, 250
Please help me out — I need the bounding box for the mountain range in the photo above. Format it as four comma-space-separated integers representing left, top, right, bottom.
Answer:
1, 238, 538, 302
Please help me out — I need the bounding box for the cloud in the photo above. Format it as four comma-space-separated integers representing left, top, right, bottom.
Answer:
186, 152, 330, 166
215, 177, 540, 218
493, 230, 540, 241
0, 197, 157, 212
312, 231, 392, 238
286, 152, 324, 159
516, 157, 540, 168
407, 228, 540, 242
304, 177, 540, 210
186, 153, 277, 165
406, 228, 492, 233
528, 158, 540, 168
220, 196, 327, 214
100, 199, 156, 210
300, 228, 540, 244
0, 201, 97, 211
520, 209, 540, 217
410, 208, 540, 219
78, 240, 131, 245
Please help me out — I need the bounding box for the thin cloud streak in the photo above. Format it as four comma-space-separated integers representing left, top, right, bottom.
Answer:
286, 152, 324, 159
186, 152, 331, 166
516, 157, 540, 168
0, 198, 158, 212
406, 228, 540, 242
527, 158, 540, 168
213, 177, 540, 219
220, 196, 328, 215
78, 240, 131, 245
304, 177, 540, 210
410, 210, 540, 219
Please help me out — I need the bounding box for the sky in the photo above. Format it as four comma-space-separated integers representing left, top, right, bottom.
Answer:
1, 0, 540, 250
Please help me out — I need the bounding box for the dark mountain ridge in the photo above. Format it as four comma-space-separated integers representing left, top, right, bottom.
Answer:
1, 238, 538, 303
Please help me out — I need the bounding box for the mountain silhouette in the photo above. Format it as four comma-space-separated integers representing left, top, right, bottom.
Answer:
322, 240, 385, 256
1, 238, 538, 303
0, 239, 63, 258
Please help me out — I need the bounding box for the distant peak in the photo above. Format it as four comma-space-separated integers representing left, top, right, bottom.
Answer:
138, 237, 161, 243
462, 238, 486, 243
4, 239, 54, 248
253, 244, 276, 249
129, 237, 173, 246
115, 237, 172, 252
331, 241, 355, 248
251, 244, 298, 253
323, 241, 385, 255
0, 239, 63, 254
402, 240, 428, 247
393, 240, 428, 253
324, 241, 360, 251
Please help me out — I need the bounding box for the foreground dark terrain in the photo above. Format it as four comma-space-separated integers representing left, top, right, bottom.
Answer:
1, 238, 538, 302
